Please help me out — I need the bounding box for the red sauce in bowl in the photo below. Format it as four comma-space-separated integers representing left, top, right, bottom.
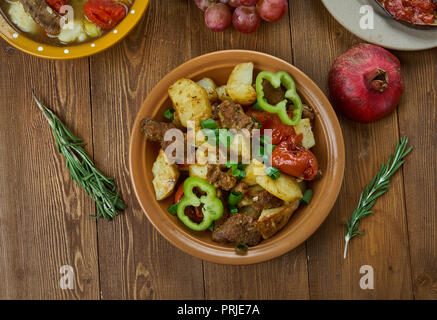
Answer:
381, 0, 437, 25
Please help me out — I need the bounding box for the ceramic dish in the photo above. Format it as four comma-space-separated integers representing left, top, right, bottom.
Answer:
321, 0, 437, 51
129, 50, 345, 265
0, 0, 149, 59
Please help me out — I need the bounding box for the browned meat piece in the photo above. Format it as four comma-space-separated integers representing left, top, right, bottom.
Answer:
212, 214, 262, 246
234, 181, 249, 195
19, 0, 61, 35
141, 118, 187, 163
141, 118, 176, 142
263, 80, 315, 120
217, 100, 255, 130
211, 101, 221, 120
206, 164, 237, 191
252, 190, 284, 218
302, 104, 315, 120
184, 206, 204, 224
262, 79, 286, 105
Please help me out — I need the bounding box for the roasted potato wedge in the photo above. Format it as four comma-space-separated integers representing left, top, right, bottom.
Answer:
152, 149, 180, 201
8, 1, 40, 34
226, 63, 257, 105
256, 172, 303, 202
257, 201, 300, 239
216, 85, 233, 102
197, 78, 218, 102
188, 164, 208, 180
168, 78, 212, 128
83, 19, 103, 38
294, 118, 316, 149
243, 159, 266, 186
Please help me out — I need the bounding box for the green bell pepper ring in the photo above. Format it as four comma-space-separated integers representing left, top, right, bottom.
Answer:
177, 177, 224, 231
255, 71, 303, 126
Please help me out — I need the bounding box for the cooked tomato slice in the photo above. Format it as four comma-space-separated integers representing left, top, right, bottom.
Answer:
174, 183, 185, 203
247, 109, 295, 145
272, 135, 318, 180
45, 0, 68, 13
84, 0, 127, 30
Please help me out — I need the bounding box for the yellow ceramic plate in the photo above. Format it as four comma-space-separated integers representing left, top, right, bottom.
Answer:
0, 0, 150, 59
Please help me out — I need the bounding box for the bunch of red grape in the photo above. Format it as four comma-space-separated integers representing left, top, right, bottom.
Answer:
194, 0, 288, 34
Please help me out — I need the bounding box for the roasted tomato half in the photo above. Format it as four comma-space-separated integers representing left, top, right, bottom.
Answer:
84, 0, 127, 30
247, 109, 295, 145
45, 0, 68, 13
272, 135, 318, 180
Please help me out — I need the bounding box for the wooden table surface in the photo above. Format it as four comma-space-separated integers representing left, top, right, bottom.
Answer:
0, 0, 436, 300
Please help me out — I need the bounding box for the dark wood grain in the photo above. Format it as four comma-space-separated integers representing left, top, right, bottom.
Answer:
396, 49, 437, 299
89, 0, 204, 299
290, 0, 414, 299
0, 46, 99, 298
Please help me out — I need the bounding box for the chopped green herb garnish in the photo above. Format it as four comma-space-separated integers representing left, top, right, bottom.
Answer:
208, 223, 214, 232
167, 202, 179, 215
301, 189, 313, 205
227, 162, 247, 180
251, 102, 263, 110
265, 167, 280, 180
200, 119, 218, 130
164, 108, 175, 120
259, 135, 266, 145
251, 117, 262, 129
226, 160, 237, 168
231, 167, 241, 177
228, 191, 243, 207
235, 242, 248, 253
230, 207, 239, 215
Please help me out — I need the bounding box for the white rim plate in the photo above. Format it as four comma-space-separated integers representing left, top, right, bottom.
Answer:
321, 0, 437, 51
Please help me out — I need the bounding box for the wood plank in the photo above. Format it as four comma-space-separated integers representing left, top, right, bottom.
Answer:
289, 0, 414, 299
0, 45, 99, 299
396, 49, 437, 299
187, 1, 310, 300
89, 0, 205, 299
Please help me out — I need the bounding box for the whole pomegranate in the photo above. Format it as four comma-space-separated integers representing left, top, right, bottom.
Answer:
329, 43, 404, 123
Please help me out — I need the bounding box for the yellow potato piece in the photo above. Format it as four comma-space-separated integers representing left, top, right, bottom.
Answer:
294, 118, 316, 149
216, 85, 233, 102
152, 150, 180, 201
226, 62, 257, 106
83, 19, 103, 38
8, 2, 40, 34
257, 201, 300, 239
197, 78, 218, 103
256, 172, 303, 203
243, 159, 266, 186
168, 78, 212, 128
188, 164, 208, 180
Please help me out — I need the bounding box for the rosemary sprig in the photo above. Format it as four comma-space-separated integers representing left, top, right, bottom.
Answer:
32, 90, 126, 221
343, 137, 412, 259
